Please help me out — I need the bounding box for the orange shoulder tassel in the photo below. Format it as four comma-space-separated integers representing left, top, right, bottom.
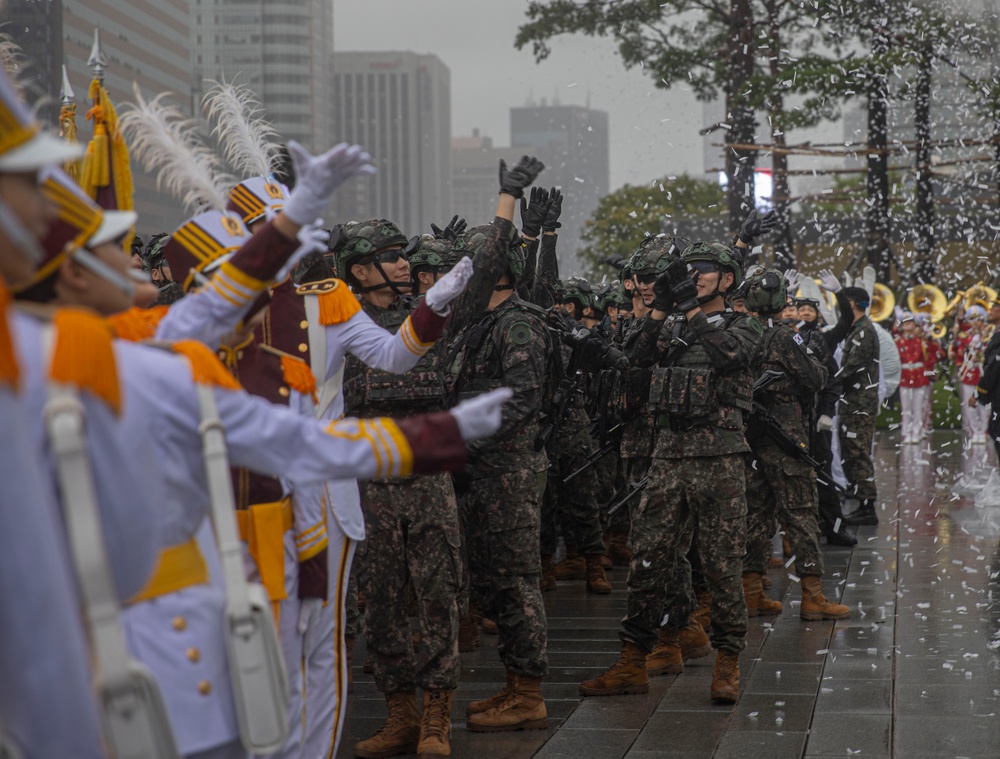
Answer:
317, 280, 361, 325
281, 355, 318, 403
172, 340, 242, 391
50, 308, 121, 415
108, 305, 169, 342
0, 280, 19, 390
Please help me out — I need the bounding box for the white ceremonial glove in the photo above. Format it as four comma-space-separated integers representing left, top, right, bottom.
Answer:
818, 269, 842, 294
424, 256, 474, 316
283, 141, 376, 226
816, 414, 834, 433
297, 597, 324, 636
784, 268, 802, 292
450, 387, 514, 441
860, 265, 876, 298
274, 221, 330, 283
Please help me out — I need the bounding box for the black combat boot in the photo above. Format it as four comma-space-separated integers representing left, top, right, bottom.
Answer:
842, 498, 878, 526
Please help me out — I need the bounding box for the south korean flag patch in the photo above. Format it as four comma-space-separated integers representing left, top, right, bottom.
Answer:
793, 333, 805, 346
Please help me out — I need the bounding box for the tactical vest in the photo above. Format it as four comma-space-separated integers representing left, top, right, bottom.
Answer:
648, 312, 753, 429
612, 315, 653, 421
343, 297, 448, 415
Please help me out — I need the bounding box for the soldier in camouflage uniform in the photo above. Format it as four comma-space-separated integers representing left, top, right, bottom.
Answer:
541, 277, 612, 593
838, 286, 882, 526
450, 165, 554, 731
410, 232, 464, 297
580, 240, 758, 704
336, 220, 461, 759
742, 270, 850, 621
342, 161, 540, 758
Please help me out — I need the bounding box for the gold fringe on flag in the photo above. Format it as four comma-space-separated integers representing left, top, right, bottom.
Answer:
59, 102, 81, 181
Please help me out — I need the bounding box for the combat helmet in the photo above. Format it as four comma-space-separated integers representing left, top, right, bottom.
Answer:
453, 222, 525, 287
682, 242, 744, 287
332, 218, 409, 293
628, 234, 680, 278
744, 268, 787, 315
561, 276, 594, 311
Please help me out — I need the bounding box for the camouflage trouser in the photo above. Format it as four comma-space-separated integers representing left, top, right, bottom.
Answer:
344, 571, 363, 640
540, 417, 605, 557
744, 445, 824, 578
356, 473, 462, 693
593, 449, 620, 532
622, 454, 747, 655
840, 412, 877, 501
460, 467, 548, 677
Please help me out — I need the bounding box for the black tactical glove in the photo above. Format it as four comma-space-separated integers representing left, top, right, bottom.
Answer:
546, 307, 578, 334
519, 186, 549, 237
430, 214, 467, 242
542, 187, 563, 232
498, 156, 545, 199
737, 208, 779, 245
652, 270, 676, 312
671, 272, 701, 313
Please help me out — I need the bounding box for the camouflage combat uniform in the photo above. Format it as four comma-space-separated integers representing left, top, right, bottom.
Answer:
451, 296, 553, 677
624, 308, 760, 654
345, 296, 462, 694
744, 318, 829, 578
540, 343, 606, 559
614, 313, 656, 525
837, 315, 880, 501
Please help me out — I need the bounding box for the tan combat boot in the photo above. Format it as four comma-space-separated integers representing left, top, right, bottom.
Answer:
800, 576, 850, 621
710, 650, 740, 703
579, 640, 650, 695
540, 554, 557, 592
470, 606, 498, 635
585, 554, 612, 594
691, 588, 712, 631
417, 689, 452, 759
607, 531, 632, 567
466, 673, 547, 732
743, 572, 783, 617
458, 613, 480, 652
353, 690, 420, 759
645, 628, 683, 676
678, 616, 713, 660
554, 545, 586, 581
466, 669, 513, 717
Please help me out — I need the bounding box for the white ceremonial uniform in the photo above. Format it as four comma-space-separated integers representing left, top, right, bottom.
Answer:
0, 385, 107, 759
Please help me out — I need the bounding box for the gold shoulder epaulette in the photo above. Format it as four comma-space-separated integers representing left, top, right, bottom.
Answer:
297, 277, 362, 326
171, 340, 242, 391
50, 308, 121, 414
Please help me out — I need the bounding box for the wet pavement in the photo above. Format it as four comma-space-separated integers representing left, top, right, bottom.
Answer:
338, 430, 1000, 759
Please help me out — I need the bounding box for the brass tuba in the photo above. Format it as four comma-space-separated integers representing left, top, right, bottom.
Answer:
964, 283, 998, 312
908, 284, 947, 323
870, 283, 896, 323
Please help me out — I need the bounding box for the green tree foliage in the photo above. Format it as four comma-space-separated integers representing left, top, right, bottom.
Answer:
576, 175, 724, 278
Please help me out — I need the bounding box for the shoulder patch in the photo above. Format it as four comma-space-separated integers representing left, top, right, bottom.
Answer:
793, 332, 805, 346
747, 315, 765, 335
295, 277, 340, 296
508, 321, 534, 346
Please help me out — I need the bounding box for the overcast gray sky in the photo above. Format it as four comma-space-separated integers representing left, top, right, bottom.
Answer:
331, 0, 707, 191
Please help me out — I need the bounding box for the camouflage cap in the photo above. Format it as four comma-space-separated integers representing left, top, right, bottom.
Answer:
333, 218, 408, 273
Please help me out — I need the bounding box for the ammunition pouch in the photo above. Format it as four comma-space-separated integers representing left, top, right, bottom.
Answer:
648, 365, 716, 417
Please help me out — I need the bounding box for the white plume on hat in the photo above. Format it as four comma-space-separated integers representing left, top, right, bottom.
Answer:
202, 77, 280, 179
119, 83, 233, 213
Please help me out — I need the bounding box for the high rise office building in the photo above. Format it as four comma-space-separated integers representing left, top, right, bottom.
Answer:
331, 51, 451, 236
190, 0, 333, 153
3, 0, 193, 232
451, 129, 522, 228
510, 102, 609, 274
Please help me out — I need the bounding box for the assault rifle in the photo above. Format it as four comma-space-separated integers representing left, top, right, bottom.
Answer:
562, 423, 624, 484
607, 475, 648, 516
749, 370, 848, 495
